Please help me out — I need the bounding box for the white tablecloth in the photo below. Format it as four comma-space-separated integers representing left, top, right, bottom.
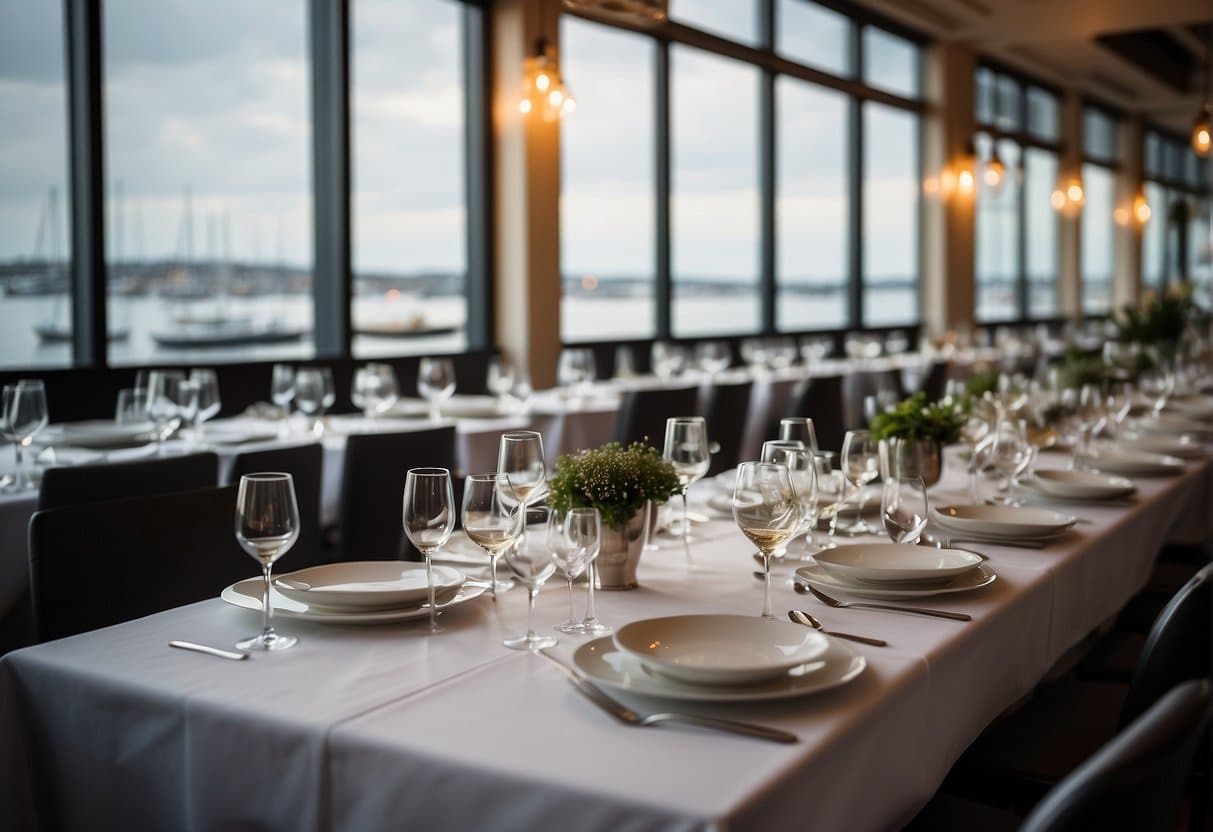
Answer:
2, 451, 1207, 830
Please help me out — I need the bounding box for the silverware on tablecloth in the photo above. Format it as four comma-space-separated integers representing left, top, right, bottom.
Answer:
535, 649, 797, 744
169, 640, 249, 661
801, 584, 971, 622
787, 610, 887, 647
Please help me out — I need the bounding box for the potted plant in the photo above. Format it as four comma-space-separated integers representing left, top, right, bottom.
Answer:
868, 392, 964, 486
548, 441, 682, 589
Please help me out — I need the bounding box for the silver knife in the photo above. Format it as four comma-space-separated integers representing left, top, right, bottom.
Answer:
535, 649, 797, 744
169, 640, 249, 661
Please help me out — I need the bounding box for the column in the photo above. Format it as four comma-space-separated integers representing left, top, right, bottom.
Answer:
1057, 89, 1082, 319
1113, 117, 1144, 309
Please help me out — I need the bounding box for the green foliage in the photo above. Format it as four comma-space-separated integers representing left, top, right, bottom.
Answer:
964, 372, 998, 399
547, 441, 682, 531
1055, 349, 1107, 388
868, 392, 964, 445
1114, 283, 1208, 345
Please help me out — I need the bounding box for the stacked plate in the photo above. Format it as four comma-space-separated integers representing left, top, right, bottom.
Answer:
34, 420, 157, 450
220, 561, 484, 623
1075, 445, 1187, 477
795, 542, 995, 599
572, 614, 865, 702
931, 504, 1076, 545
1113, 433, 1204, 460
1165, 396, 1213, 420
1133, 413, 1213, 441
1023, 469, 1137, 501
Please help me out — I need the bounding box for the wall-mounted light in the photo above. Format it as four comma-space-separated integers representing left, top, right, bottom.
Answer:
519, 37, 575, 122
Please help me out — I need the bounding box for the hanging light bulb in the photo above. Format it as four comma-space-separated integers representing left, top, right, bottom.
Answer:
1133, 191, 1152, 225
1066, 178, 1085, 206
955, 140, 977, 198
519, 37, 575, 123
983, 145, 1006, 192
1193, 104, 1211, 157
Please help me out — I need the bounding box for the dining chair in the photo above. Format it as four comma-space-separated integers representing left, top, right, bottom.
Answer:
228, 443, 327, 569
786, 375, 846, 454
37, 451, 220, 511
916, 360, 950, 402
700, 380, 752, 476
614, 386, 700, 449
28, 485, 250, 642
338, 426, 457, 561
840, 369, 904, 430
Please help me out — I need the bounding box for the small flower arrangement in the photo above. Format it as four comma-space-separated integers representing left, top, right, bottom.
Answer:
1115, 282, 1208, 345
869, 392, 964, 445
548, 441, 682, 531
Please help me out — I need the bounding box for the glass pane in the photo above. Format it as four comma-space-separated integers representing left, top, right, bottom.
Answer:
560, 17, 656, 343
974, 67, 995, 125
1026, 86, 1059, 142
1024, 147, 1059, 317
1144, 131, 1162, 178
1141, 182, 1168, 289
776, 0, 852, 76
1080, 163, 1114, 314
776, 78, 848, 331
352, 0, 468, 357
669, 0, 758, 46
1082, 107, 1118, 163
671, 46, 760, 337
993, 74, 1021, 132
1161, 140, 1180, 180
1189, 197, 1210, 291
862, 27, 919, 99
975, 136, 1021, 322
863, 103, 919, 326
0, 1, 72, 369
104, 0, 314, 366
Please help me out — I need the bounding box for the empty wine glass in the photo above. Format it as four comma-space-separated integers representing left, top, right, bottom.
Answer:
960, 411, 992, 504
177, 379, 201, 446
989, 420, 1030, 505
1105, 381, 1132, 437
1139, 367, 1174, 416
319, 367, 336, 420
663, 416, 710, 567
809, 456, 846, 553
1076, 383, 1106, 455
486, 357, 515, 410
557, 348, 595, 404
779, 417, 819, 453
0, 386, 16, 492
418, 358, 456, 422
767, 444, 817, 561
503, 504, 558, 650
403, 467, 456, 633
733, 462, 800, 619
613, 345, 636, 379
841, 430, 880, 534
146, 370, 184, 453
572, 507, 609, 636
270, 364, 296, 436
191, 369, 222, 429
881, 476, 928, 544
548, 507, 593, 635
7, 381, 47, 491
695, 340, 731, 375
114, 388, 148, 425
353, 363, 399, 419
234, 473, 300, 651
294, 368, 326, 434
461, 473, 519, 601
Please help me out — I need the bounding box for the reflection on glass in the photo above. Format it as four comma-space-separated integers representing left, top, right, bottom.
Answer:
776, 0, 852, 75
1081, 163, 1115, 315
1189, 196, 1211, 288
776, 78, 848, 331
671, 46, 760, 336
1141, 182, 1168, 289
976, 135, 1020, 322
1025, 147, 1060, 317
560, 17, 656, 343
669, 0, 758, 46
863, 103, 919, 326
862, 28, 919, 99
352, 0, 469, 358
0, 1, 72, 369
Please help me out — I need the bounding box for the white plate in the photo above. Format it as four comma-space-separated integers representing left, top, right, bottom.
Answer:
796, 561, 997, 599
391, 396, 504, 419
932, 504, 1076, 538
706, 493, 734, 516
1135, 414, 1213, 439
272, 561, 464, 611
35, 420, 157, 449
201, 426, 281, 446
612, 614, 829, 686
1075, 449, 1187, 477
1165, 397, 1213, 420
573, 636, 865, 703
1114, 434, 1204, 460
813, 542, 983, 583
1028, 469, 1137, 500
221, 577, 484, 623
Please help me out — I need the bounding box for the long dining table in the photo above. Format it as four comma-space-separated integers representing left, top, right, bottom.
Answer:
1, 444, 1208, 830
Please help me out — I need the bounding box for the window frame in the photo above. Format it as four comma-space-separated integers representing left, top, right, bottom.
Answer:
1142, 126, 1211, 288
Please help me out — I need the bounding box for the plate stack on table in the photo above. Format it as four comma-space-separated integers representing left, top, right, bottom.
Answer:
1074, 444, 1188, 477
930, 504, 1077, 547
796, 543, 996, 600
1021, 469, 1138, 502
33, 420, 158, 452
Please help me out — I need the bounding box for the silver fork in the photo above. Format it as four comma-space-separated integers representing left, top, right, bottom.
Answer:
535, 649, 798, 744
802, 583, 971, 621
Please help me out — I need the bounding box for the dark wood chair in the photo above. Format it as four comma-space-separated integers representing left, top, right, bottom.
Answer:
614, 386, 700, 449
228, 443, 327, 569
700, 380, 752, 475
787, 375, 846, 455
37, 451, 219, 511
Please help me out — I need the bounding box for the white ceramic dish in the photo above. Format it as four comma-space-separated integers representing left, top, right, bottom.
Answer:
390, 396, 504, 419
796, 562, 997, 599
712, 468, 739, 492
221, 579, 483, 623
1165, 397, 1213, 419
272, 562, 464, 611
35, 420, 157, 450
1113, 434, 1204, 460
612, 614, 829, 686
1028, 469, 1137, 500
1075, 449, 1187, 477
706, 493, 734, 516
200, 426, 281, 446
1135, 414, 1213, 439
812, 542, 982, 583
573, 636, 865, 703
932, 504, 1076, 538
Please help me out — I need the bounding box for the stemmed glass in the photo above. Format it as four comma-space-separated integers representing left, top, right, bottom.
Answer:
460, 473, 519, 600
234, 473, 300, 651
486, 357, 515, 411
840, 430, 880, 533
1105, 381, 1132, 437
779, 417, 819, 453
662, 416, 710, 568
114, 388, 148, 425
402, 467, 456, 633
146, 370, 184, 454
177, 379, 201, 447
352, 364, 399, 419
614, 346, 636, 379
881, 476, 928, 544
1076, 383, 1106, 455
270, 364, 296, 437
548, 507, 595, 634
989, 420, 1030, 505
557, 348, 595, 404
961, 409, 992, 504
809, 455, 846, 553
418, 358, 456, 422
695, 341, 731, 375
0, 386, 16, 492
320, 367, 336, 422
6, 381, 48, 491
497, 431, 546, 530
1139, 367, 1174, 416
502, 505, 558, 650
571, 507, 608, 635
733, 462, 800, 620
191, 369, 222, 431
294, 368, 326, 434
766, 444, 817, 561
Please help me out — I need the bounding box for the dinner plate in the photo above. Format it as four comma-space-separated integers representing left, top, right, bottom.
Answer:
612, 615, 829, 686
271, 562, 464, 611
1074, 448, 1187, 477
35, 420, 157, 450
1113, 434, 1204, 460
1165, 397, 1213, 420
932, 504, 1076, 538
813, 542, 983, 583
1027, 469, 1137, 500
1134, 414, 1213, 439
200, 425, 281, 446
706, 493, 734, 516
221, 579, 483, 623
796, 561, 997, 599
712, 468, 739, 492
390, 396, 504, 419
573, 636, 865, 703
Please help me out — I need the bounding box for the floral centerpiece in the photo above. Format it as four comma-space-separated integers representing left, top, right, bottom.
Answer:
1114, 282, 1208, 347
868, 392, 964, 485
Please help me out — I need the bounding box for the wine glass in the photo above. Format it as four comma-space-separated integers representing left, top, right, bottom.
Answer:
294, 368, 326, 434
0, 386, 16, 492
1076, 383, 1106, 455
486, 357, 515, 410
402, 467, 456, 633
502, 504, 558, 650
145, 370, 184, 453
353, 363, 399, 419
779, 417, 819, 453
662, 416, 710, 568
460, 473, 519, 601
114, 388, 148, 425
191, 369, 222, 430
177, 379, 201, 447
7, 381, 48, 491
319, 367, 336, 420
234, 473, 300, 651
613, 345, 636, 379
548, 507, 593, 634
960, 410, 992, 504
417, 358, 456, 422
497, 431, 546, 521
840, 430, 880, 534
695, 340, 731, 375
767, 444, 817, 561
570, 507, 608, 636
1105, 381, 1132, 437
270, 364, 296, 436
989, 420, 1030, 505
557, 348, 595, 403
733, 462, 800, 619
809, 455, 846, 553
1139, 367, 1174, 416
881, 476, 928, 544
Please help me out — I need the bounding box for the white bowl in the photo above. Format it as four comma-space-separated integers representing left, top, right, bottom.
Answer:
813, 542, 982, 583
932, 504, 1076, 538
1029, 469, 1136, 500
612, 614, 829, 687
1075, 449, 1187, 477
272, 561, 464, 611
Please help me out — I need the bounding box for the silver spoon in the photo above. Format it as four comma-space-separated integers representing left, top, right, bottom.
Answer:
787, 610, 887, 646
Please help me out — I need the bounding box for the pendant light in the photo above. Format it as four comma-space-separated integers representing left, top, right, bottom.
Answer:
1195, 24, 1212, 156
519, 1, 575, 122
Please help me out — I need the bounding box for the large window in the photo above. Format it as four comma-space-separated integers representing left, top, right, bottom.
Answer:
862, 103, 919, 326
975, 134, 1020, 321
0, 1, 72, 369
1143, 129, 1211, 294
1024, 147, 1059, 316
1081, 162, 1115, 314
776, 0, 852, 76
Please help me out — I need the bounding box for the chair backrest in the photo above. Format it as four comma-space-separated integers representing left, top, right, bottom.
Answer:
916, 361, 949, 402
29, 485, 250, 642
1020, 678, 1211, 832
338, 426, 457, 561
37, 451, 219, 512
1121, 563, 1213, 728
840, 369, 905, 430
787, 375, 846, 454
228, 443, 326, 569
701, 381, 752, 476
614, 386, 700, 449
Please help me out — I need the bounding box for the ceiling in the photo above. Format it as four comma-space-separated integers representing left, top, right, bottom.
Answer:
856, 0, 1212, 136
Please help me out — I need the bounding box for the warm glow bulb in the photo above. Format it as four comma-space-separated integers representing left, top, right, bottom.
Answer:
562, 96, 576, 114
922, 176, 940, 198
1194, 106, 1212, 157
1113, 207, 1130, 227
1050, 189, 1067, 211
519, 98, 532, 115
1133, 193, 1151, 225
536, 72, 551, 93
1066, 182, 1084, 205
548, 88, 564, 107
983, 163, 1004, 190
957, 168, 975, 196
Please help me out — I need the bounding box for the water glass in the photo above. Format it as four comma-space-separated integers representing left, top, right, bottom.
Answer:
1076, 383, 1106, 454
191, 369, 222, 427
461, 473, 519, 600
177, 379, 201, 445
502, 505, 558, 650
881, 476, 928, 544
779, 417, 819, 453
840, 430, 880, 534
146, 370, 185, 451
695, 341, 731, 375
234, 473, 300, 651
613, 345, 636, 379
115, 387, 148, 425
809, 457, 846, 552
418, 358, 456, 421
663, 416, 710, 567
353, 363, 399, 419
270, 364, 296, 435
486, 357, 515, 408
989, 420, 1030, 505
6, 381, 48, 490
403, 467, 456, 633
0, 386, 16, 492
557, 348, 595, 402
733, 461, 800, 619
766, 444, 817, 560
548, 507, 593, 634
